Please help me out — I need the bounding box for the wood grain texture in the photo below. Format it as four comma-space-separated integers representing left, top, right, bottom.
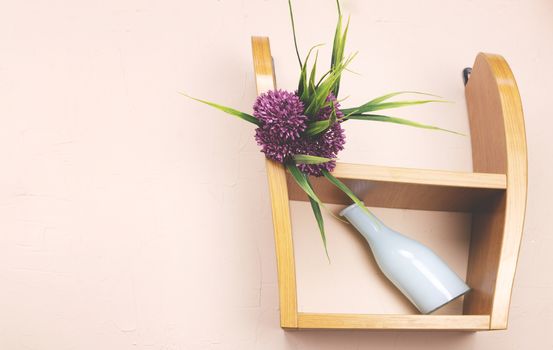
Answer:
463, 53, 527, 329
287, 164, 506, 212
251, 37, 298, 328
331, 163, 506, 188
297, 313, 490, 330
464, 193, 506, 318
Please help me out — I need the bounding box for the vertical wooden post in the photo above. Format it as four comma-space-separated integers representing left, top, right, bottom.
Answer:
251, 36, 298, 329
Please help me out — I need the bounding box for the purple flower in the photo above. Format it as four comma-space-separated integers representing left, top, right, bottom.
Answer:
296, 94, 346, 176
254, 90, 307, 162
253, 90, 307, 140
253, 90, 346, 176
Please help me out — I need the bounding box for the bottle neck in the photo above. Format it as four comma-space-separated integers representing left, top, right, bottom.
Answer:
340, 204, 386, 243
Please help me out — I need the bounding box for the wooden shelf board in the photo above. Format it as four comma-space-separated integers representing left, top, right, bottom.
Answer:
331, 163, 506, 189
296, 313, 490, 330
287, 164, 506, 212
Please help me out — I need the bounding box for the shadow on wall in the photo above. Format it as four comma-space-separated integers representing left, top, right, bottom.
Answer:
284, 329, 477, 349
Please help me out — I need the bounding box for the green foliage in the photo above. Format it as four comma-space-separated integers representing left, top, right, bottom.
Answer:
181, 93, 260, 126
309, 51, 319, 96
306, 178, 329, 261
322, 170, 370, 217
298, 44, 324, 102
304, 119, 331, 137
341, 98, 448, 116
292, 0, 354, 120
304, 52, 357, 117
186, 1, 462, 259
339, 91, 461, 134
286, 162, 329, 259
322, 170, 382, 229
358, 91, 443, 105
345, 114, 463, 135
288, 0, 302, 67
330, 13, 349, 96
293, 154, 334, 164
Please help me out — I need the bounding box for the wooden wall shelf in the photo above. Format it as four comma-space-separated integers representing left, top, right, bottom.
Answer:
251, 36, 527, 331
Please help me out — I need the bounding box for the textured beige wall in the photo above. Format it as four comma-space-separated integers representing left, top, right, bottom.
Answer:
1, 0, 552, 349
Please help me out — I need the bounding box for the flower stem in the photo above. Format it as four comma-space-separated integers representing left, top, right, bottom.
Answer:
287, 0, 302, 67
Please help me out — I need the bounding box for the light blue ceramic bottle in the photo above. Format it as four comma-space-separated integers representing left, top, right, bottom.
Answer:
340, 203, 470, 314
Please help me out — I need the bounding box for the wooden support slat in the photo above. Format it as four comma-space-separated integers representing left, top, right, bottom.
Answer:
251, 36, 298, 329
297, 313, 490, 330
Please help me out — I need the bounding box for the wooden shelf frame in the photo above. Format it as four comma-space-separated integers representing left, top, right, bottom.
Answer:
251, 36, 527, 331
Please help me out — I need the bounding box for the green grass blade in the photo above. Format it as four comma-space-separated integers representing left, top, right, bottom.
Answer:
322, 170, 381, 228
293, 154, 334, 164
309, 50, 319, 95
286, 162, 322, 203
299, 44, 324, 102
315, 69, 332, 88
286, 162, 331, 260
181, 93, 260, 126
341, 91, 445, 115
287, 162, 347, 224
330, 103, 337, 124
305, 177, 330, 261
307, 103, 338, 136
305, 120, 331, 136
344, 66, 361, 76
341, 99, 447, 115
298, 50, 307, 99
298, 61, 307, 99
366, 100, 448, 111
322, 170, 364, 209
346, 114, 464, 135
305, 52, 357, 117
287, 0, 302, 67
330, 11, 342, 70
365, 91, 443, 105
332, 16, 349, 96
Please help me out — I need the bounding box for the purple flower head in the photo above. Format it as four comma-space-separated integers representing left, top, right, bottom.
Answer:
296, 94, 346, 176
253, 90, 307, 141
253, 90, 346, 176
254, 90, 307, 162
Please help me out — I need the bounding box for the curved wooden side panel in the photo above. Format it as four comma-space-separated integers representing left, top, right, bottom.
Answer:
464, 53, 527, 329
251, 36, 298, 328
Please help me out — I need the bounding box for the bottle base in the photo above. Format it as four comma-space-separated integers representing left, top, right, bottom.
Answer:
423, 287, 472, 314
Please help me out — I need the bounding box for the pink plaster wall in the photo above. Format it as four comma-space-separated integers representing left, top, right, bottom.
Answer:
1, 0, 552, 349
